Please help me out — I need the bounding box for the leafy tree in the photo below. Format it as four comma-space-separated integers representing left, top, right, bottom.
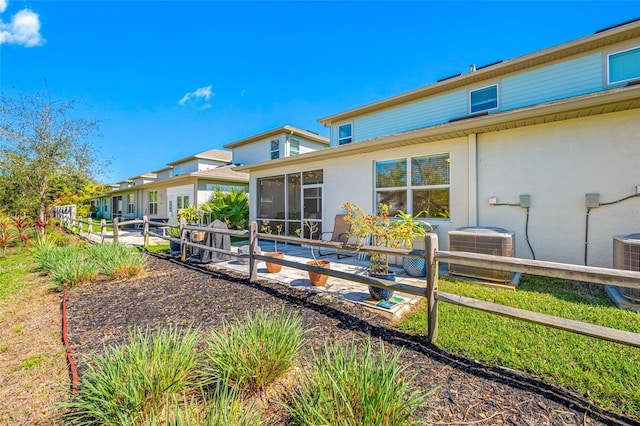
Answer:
0, 90, 107, 225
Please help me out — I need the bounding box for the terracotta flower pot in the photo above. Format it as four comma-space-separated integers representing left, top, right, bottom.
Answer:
307, 259, 330, 286
264, 252, 284, 273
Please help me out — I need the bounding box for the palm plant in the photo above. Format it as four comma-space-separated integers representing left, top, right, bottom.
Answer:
206, 188, 249, 230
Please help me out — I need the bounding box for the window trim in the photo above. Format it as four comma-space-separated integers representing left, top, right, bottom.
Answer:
337, 123, 353, 145
469, 84, 499, 114
289, 138, 300, 156
607, 45, 640, 85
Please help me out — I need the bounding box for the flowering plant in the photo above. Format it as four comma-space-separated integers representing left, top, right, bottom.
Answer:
342, 202, 430, 274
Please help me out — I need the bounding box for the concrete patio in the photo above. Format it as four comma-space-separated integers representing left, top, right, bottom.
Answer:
202, 240, 433, 320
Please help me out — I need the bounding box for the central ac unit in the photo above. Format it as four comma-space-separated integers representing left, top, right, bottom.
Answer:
448, 226, 515, 282
613, 233, 640, 302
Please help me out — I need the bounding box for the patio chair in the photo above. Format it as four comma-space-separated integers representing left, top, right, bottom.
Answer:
318, 214, 353, 259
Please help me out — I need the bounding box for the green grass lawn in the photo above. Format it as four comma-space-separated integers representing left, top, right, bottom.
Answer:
398, 275, 640, 418
0, 245, 31, 304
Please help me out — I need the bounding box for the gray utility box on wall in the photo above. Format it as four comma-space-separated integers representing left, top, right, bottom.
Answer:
448, 227, 515, 282
613, 233, 640, 302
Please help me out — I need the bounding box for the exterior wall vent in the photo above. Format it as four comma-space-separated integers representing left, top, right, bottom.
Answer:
448, 226, 515, 282
613, 233, 640, 301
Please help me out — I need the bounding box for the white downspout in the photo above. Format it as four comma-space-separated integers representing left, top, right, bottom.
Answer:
468, 133, 478, 226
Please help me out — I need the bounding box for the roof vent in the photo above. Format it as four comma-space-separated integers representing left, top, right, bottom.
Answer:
613, 233, 640, 301
469, 64, 476, 72
448, 226, 515, 282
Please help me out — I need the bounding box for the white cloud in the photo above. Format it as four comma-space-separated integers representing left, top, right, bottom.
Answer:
179, 85, 214, 106
0, 6, 45, 47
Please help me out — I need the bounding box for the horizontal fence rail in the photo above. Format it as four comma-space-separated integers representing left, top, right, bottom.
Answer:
57, 216, 640, 348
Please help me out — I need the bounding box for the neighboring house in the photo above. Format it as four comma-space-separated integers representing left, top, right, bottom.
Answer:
223, 125, 330, 165
225, 125, 329, 235
235, 18, 640, 267
93, 149, 248, 223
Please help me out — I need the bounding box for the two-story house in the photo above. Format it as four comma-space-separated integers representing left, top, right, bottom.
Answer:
94, 149, 249, 222
235, 18, 640, 267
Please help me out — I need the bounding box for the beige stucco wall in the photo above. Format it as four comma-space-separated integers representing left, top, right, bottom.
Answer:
249, 137, 470, 252
477, 109, 640, 267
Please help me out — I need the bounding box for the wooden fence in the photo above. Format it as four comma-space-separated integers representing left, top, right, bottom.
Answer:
62, 216, 640, 348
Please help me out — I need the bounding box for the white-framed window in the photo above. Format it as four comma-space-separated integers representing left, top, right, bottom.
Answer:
270, 139, 280, 160
608, 46, 640, 85
469, 84, 498, 114
173, 166, 180, 176
338, 123, 352, 145
149, 191, 158, 215
374, 153, 450, 219
127, 194, 135, 215
289, 139, 300, 156
177, 195, 190, 210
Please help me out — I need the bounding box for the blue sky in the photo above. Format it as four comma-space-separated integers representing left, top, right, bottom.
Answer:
2, 1, 640, 183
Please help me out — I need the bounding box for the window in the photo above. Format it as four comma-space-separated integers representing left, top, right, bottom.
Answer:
608, 46, 640, 84
149, 191, 158, 215
470, 85, 498, 114
338, 123, 352, 145
289, 139, 300, 156
176, 195, 190, 211
127, 194, 135, 215
173, 166, 180, 176
270, 139, 280, 160
375, 153, 450, 219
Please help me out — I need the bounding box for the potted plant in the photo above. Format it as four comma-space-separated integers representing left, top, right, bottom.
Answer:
168, 226, 182, 252
296, 220, 330, 286
393, 210, 432, 277
342, 202, 430, 300
261, 223, 284, 273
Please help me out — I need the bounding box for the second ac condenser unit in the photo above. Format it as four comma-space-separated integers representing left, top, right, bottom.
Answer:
448, 226, 515, 282
613, 233, 640, 302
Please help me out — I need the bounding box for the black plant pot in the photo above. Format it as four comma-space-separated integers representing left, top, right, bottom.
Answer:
367, 270, 396, 301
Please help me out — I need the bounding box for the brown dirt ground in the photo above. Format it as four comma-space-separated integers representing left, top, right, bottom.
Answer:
65, 254, 640, 426
0, 266, 67, 425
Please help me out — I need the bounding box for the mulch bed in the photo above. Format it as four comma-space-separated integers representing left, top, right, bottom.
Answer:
66, 254, 638, 425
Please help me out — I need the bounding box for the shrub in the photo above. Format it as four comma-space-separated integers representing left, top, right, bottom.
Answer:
86, 242, 147, 280
287, 339, 431, 426
201, 309, 305, 393
63, 327, 199, 425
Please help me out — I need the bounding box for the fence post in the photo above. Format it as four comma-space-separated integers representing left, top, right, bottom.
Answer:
113, 217, 119, 243
180, 218, 187, 262
87, 218, 92, 237
426, 233, 439, 343
101, 219, 106, 243
143, 216, 149, 247
249, 221, 258, 282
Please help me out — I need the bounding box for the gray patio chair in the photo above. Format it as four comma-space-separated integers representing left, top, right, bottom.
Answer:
318, 214, 353, 259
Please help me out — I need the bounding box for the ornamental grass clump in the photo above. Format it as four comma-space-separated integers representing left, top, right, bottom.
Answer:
33, 245, 98, 287
141, 385, 262, 426
201, 309, 305, 393
287, 339, 431, 426
63, 326, 199, 425
86, 242, 147, 280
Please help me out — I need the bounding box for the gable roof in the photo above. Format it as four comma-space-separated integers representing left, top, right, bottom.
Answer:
167, 148, 232, 166
223, 125, 329, 149
318, 18, 640, 126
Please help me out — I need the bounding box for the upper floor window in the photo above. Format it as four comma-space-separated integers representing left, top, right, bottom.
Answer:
375, 153, 450, 219
470, 85, 498, 114
338, 123, 352, 145
608, 46, 640, 85
173, 166, 180, 176
289, 139, 300, 156
270, 139, 280, 159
